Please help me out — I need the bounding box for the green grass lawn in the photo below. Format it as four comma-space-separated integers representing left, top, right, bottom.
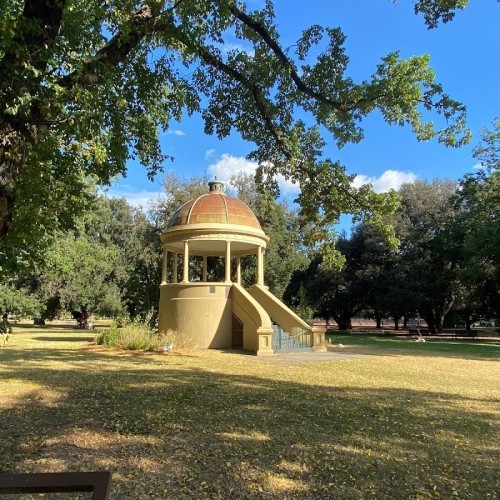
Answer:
327, 332, 500, 359
1, 324, 499, 499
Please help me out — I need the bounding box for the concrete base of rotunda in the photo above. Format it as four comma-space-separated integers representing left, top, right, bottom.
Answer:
158, 283, 234, 349
158, 282, 325, 356
158, 283, 275, 355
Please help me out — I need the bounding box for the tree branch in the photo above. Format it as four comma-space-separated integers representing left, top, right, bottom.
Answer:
59, 0, 187, 89
166, 22, 372, 213
228, 3, 345, 111
59, 0, 369, 215
192, 44, 291, 161
22, 0, 67, 71
60, 4, 161, 88
0, 0, 67, 96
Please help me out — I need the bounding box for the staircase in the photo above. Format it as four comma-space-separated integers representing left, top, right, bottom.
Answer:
272, 324, 312, 353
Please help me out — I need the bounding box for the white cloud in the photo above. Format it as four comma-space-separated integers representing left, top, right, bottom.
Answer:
207, 153, 300, 196
352, 169, 417, 193
208, 153, 256, 181
276, 175, 300, 196
166, 129, 186, 136
104, 186, 163, 209
472, 162, 483, 170
208, 157, 414, 197
205, 148, 216, 160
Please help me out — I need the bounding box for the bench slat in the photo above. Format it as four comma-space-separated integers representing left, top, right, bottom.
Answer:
0, 471, 112, 499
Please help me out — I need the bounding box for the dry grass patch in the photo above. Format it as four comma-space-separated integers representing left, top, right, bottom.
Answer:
1, 324, 499, 498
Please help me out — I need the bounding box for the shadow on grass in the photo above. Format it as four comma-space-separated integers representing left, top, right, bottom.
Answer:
30, 336, 97, 342
12, 323, 80, 330
1, 346, 499, 499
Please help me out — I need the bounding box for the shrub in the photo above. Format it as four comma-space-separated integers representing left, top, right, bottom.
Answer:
117, 321, 155, 350
95, 323, 121, 347
94, 312, 194, 352
156, 329, 196, 350
0, 284, 43, 318
95, 319, 155, 350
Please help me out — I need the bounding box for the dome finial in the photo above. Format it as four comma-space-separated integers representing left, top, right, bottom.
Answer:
208, 178, 224, 192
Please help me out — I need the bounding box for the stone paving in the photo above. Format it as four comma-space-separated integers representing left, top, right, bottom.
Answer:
259, 349, 368, 364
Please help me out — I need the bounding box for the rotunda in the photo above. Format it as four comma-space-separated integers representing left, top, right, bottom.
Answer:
158, 180, 326, 355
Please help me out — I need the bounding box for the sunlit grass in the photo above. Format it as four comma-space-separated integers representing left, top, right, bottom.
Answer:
327, 331, 500, 359
1, 323, 498, 498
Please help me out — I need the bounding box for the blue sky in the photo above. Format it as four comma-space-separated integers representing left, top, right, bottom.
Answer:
108, 0, 499, 213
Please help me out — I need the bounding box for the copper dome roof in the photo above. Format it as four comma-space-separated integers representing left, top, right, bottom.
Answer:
167, 180, 262, 230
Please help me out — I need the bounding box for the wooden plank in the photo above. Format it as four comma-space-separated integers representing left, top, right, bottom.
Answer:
0, 471, 112, 499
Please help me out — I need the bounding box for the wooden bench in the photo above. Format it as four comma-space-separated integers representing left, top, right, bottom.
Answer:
0, 471, 112, 499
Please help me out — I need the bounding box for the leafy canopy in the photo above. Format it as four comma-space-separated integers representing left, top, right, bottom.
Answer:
0, 0, 472, 270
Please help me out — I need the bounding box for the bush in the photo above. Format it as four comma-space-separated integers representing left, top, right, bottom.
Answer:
156, 329, 196, 350
117, 321, 156, 350
95, 323, 121, 347
95, 318, 155, 350
0, 284, 43, 318
94, 311, 194, 352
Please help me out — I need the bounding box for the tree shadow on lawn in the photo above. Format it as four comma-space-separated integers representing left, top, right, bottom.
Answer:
1, 349, 499, 499
12, 323, 81, 331
0, 347, 195, 369
31, 336, 97, 342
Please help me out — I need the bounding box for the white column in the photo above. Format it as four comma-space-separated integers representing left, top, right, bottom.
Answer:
173, 254, 178, 284
257, 246, 264, 285
161, 249, 168, 284
225, 241, 231, 283
236, 257, 241, 285
182, 240, 189, 283
202, 256, 208, 282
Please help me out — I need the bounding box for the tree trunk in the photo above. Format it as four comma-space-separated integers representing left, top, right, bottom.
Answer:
435, 313, 446, 334
422, 314, 436, 334
334, 314, 352, 331
394, 317, 400, 330
458, 310, 474, 331
148, 309, 158, 329
423, 313, 444, 334
79, 306, 90, 328
422, 294, 456, 335
0, 139, 23, 239
0, 188, 14, 239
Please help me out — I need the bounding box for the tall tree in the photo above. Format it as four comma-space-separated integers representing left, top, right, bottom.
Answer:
396, 179, 461, 333
40, 232, 127, 324
284, 238, 365, 331
451, 120, 500, 321
1, 0, 471, 270
82, 196, 162, 319
348, 223, 392, 328
0, 283, 42, 318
